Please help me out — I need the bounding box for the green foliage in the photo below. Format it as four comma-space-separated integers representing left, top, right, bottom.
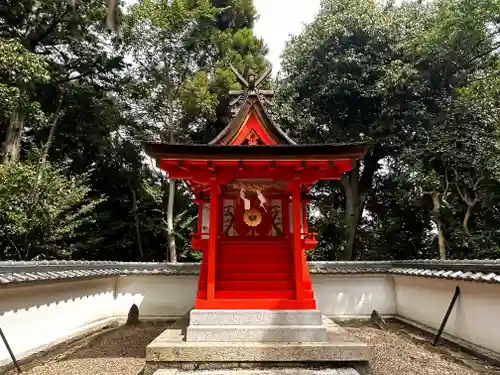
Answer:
277, 0, 500, 260
0, 158, 102, 260
3, 0, 500, 262
0, 39, 50, 122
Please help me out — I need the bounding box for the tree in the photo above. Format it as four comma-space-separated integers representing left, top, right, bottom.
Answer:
0, 39, 50, 163
124, 0, 220, 262
400, 80, 500, 259
0, 156, 102, 260
276, 0, 500, 260
1, 0, 124, 164
178, 0, 270, 143
276, 0, 429, 259
124, 0, 269, 262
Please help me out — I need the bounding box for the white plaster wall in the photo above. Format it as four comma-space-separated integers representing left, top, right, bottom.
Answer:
394, 275, 500, 354
0, 278, 116, 366
312, 274, 396, 318
2, 273, 500, 367
114, 275, 198, 319
114, 274, 394, 319
0, 275, 198, 366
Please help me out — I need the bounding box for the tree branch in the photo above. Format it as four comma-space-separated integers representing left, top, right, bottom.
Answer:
443, 167, 450, 200
6, 234, 22, 261
26, 8, 71, 51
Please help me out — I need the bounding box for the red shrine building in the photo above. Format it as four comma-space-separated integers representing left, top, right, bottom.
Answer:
145, 67, 367, 311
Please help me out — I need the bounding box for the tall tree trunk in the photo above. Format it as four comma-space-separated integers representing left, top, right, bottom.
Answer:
127, 178, 144, 260
39, 99, 63, 170
339, 150, 381, 260
166, 179, 177, 263
463, 205, 473, 236
1, 110, 24, 164
455, 184, 478, 237
165, 78, 177, 263
431, 192, 446, 260
436, 220, 446, 259
341, 168, 360, 261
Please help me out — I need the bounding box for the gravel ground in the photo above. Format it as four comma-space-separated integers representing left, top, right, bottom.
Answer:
1, 321, 498, 375
344, 322, 500, 375
1, 321, 172, 375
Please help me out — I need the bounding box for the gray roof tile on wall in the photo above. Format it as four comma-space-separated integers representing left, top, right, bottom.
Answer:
389, 266, 500, 284
0, 260, 499, 285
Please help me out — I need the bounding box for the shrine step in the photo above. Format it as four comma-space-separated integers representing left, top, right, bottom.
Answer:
189, 309, 324, 326
186, 325, 328, 342
217, 281, 311, 290
204, 264, 294, 273
194, 298, 317, 309
216, 272, 294, 281
197, 290, 314, 299
216, 255, 292, 262
215, 281, 296, 290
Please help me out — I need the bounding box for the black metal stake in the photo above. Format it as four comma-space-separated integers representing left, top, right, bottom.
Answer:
0, 327, 22, 373
433, 286, 460, 346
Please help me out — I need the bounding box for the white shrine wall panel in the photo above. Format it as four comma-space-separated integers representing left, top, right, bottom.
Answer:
222, 199, 236, 236
201, 203, 210, 239
270, 198, 283, 236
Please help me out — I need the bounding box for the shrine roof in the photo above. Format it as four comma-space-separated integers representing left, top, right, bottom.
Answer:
144, 142, 368, 161
209, 96, 296, 145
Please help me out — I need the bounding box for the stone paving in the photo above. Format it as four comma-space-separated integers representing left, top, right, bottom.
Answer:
154, 370, 360, 375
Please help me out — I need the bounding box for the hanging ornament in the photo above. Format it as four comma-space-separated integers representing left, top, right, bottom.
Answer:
256, 189, 267, 212
240, 187, 251, 210
244, 208, 262, 227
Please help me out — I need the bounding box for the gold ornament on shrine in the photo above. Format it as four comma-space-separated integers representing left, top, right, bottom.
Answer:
243, 208, 262, 227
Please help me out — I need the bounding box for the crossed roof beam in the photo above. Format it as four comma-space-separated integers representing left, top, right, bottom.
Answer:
228, 64, 274, 106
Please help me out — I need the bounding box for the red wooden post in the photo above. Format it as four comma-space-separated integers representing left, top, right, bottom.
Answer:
292, 181, 304, 301
302, 200, 308, 233
283, 196, 290, 237
196, 199, 202, 235
207, 180, 219, 301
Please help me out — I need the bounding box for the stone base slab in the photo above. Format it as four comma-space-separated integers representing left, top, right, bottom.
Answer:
186, 325, 328, 342
188, 310, 324, 326
186, 309, 327, 342
153, 369, 361, 375
145, 314, 369, 375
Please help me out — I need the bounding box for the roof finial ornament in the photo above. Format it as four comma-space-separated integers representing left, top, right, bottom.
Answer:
228, 64, 274, 116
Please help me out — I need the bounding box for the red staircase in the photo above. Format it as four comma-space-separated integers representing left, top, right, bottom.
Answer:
196, 238, 316, 309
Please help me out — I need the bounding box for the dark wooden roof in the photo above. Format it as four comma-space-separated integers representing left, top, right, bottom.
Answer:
209, 96, 296, 145
144, 142, 369, 161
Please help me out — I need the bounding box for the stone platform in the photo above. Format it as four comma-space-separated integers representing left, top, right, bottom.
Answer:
145, 311, 369, 375
186, 310, 328, 342
153, 369, 361, 375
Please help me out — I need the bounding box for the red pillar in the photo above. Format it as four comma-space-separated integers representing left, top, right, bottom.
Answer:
292, 181, 304, 301
207, 180, 219, 301
283, 196, 290, 237
195, 199, 202, 235
302, 200, 308, 233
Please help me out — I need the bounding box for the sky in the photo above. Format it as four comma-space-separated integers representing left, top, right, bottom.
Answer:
252, 0, 321, 74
